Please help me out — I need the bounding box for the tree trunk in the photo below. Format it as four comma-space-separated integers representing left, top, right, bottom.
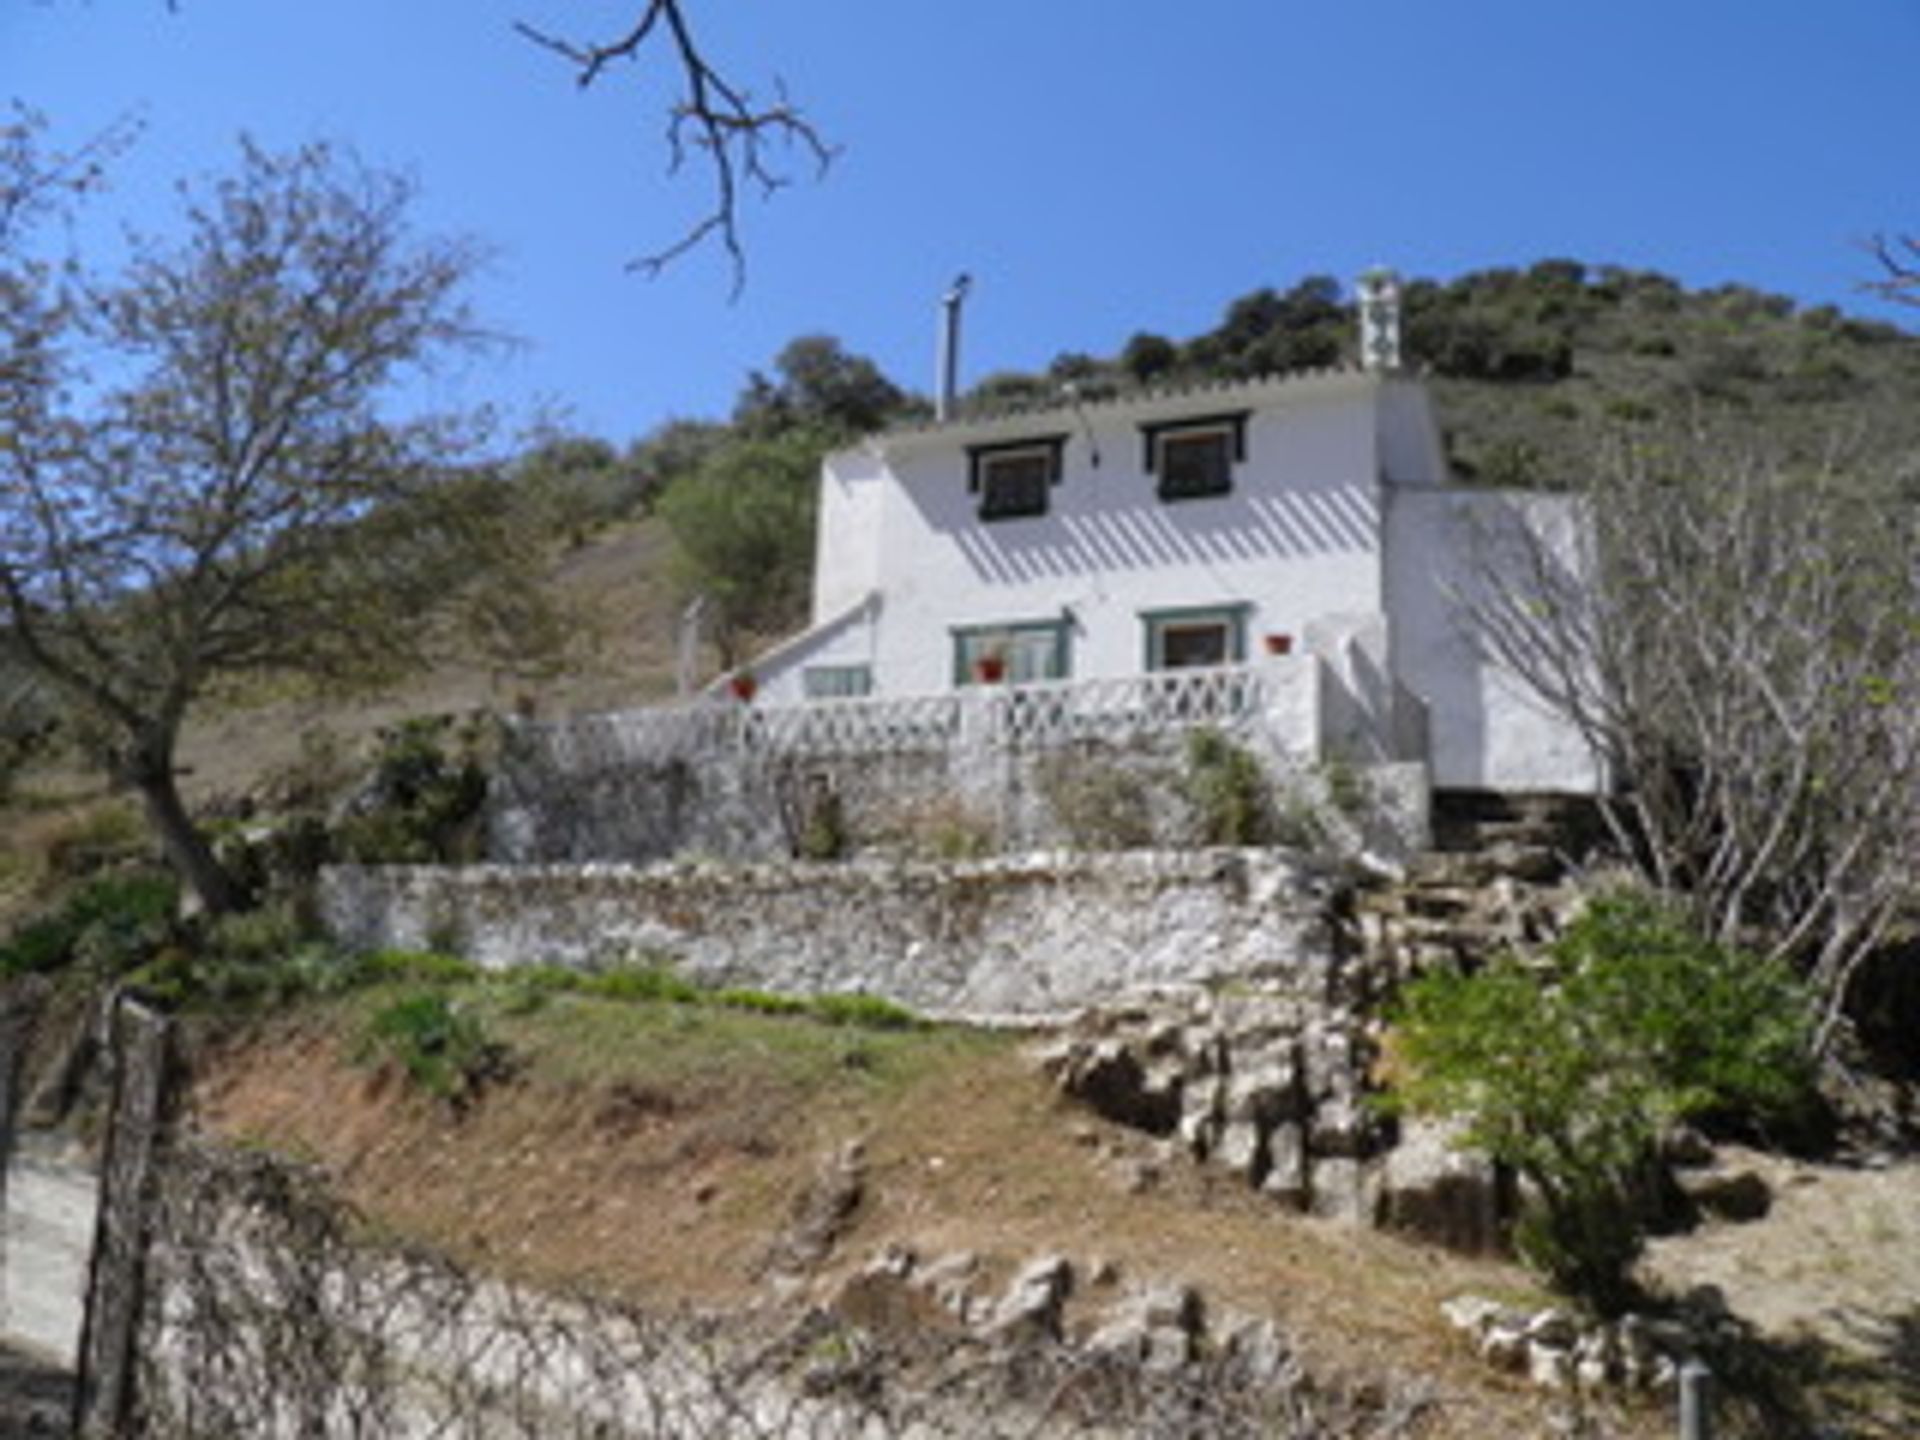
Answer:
132, 761, 245, 918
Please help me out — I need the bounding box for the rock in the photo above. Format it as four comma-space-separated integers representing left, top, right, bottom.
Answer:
1524, 1309, 1578, 1348
1213, 1119, 1267, 1185
1379, 1117, 1504, 1253
1053, 1038, 1181, 1135
1177, 1074, 1226, 1154
1675, 1166, 1771, 1222
763, 1140, 865, 1274
1478, 1323, 1528, 1372
1526, 1339, 1573, 1389
1135, 1282, 1203, 1333
1223, 1056, 1299, 1126
987, 1255, 1073, 1340
1308, 1094, 1369, 1157
1439, 1294, 1507, 1336
1086, 1283, 1204, 1372
916, 1250, 982, 1321
1307, 1156, 1376, 1223
1660, 1123, 1715, 1167
1261, 1123, 1308, 1209
1218, 1315, 1293, 1386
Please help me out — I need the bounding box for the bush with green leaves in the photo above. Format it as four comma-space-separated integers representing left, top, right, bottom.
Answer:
1182, 729, 1273, 846
1388, 891, 1815, 1312
357, 990, 507, 1107
0, 869, 179, 979
335, 716, 491, 865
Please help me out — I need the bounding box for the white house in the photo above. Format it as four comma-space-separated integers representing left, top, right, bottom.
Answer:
737, 359, 1600, 799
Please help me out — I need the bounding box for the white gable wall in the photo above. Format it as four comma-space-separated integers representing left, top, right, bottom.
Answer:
1383, 489, 1603, 793
821, 375, 1392, 698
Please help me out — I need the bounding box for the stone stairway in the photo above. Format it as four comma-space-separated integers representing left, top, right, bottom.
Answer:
1354, 791, 1611, 979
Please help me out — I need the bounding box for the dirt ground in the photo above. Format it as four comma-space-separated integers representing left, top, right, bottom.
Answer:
190, 1003, 1662, 1439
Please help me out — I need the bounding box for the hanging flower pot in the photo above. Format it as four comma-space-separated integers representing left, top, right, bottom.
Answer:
974, 654, 1007, 684
729, 671, 758, 702
1263, 633, 1294, 657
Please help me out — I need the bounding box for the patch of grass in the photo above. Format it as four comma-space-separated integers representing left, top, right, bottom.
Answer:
356, 990, 509, 1107
711, 986, 812, 1017
578, 963, 702, 1005
809, 992, 925, 1031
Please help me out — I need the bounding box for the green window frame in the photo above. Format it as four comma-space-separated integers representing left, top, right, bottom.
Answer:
952, 618, 1072, 686
1140, 604, 1249, 671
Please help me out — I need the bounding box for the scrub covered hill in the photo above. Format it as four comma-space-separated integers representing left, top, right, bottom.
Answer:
969, 260, 1920, 487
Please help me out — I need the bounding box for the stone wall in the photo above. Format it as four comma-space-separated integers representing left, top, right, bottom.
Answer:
486, 676, 1430, 870
319, 849, 1356, 1024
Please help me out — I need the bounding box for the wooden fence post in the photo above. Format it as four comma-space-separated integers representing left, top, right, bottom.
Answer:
71, 995, 173, 1439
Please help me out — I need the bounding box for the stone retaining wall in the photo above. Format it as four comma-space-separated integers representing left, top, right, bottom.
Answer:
318, 849, 1354, 1024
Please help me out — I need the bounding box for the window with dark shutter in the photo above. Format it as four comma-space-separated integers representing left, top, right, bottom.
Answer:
1139, 411, 1249, 502
967, 435, 1067, 521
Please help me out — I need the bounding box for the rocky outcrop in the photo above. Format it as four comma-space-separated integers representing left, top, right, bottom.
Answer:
1440, 1287, 1744, 1397
1034, 989, 1404, 1224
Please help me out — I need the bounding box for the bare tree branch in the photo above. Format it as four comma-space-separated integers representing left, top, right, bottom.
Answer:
515, 2, 835, 297
1867, 233, 1920, 307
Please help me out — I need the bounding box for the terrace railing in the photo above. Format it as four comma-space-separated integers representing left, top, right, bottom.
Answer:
514, 661, 1294, 772
984, 664, 1267, 748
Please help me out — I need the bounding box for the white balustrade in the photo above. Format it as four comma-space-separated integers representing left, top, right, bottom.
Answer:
515, 662, 1288, 770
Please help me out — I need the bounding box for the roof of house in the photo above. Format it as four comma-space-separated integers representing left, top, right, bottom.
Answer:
871, 364, 1403, 451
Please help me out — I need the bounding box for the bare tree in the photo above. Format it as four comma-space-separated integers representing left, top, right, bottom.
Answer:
516, 2, 834, 295
1467, 422, 1920, 1050
0, 139, 555, 914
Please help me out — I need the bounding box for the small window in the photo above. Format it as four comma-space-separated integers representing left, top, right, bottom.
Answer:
1142, 605, 1248, 670
802, 664, 873, 700
967, 435, 1067, 521
1140, 412, 1250, 502
953, 620, 1070, 686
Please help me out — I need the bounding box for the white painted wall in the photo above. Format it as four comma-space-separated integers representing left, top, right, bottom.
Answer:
752, 369, 1605, 797
789, 372, 1393, 701
1383, 490, 1603, 793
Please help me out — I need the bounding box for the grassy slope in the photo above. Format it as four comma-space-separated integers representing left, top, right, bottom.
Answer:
190, 984, 1634, 1440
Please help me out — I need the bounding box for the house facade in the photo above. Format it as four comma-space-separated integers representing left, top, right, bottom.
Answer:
740, 366, 1600, 798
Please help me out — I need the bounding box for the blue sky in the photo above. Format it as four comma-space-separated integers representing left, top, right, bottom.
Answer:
8, 1, 1917, 443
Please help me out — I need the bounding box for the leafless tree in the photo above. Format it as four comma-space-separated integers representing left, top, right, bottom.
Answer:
1467, 422, 1920, 1052
516, 2, 834, 295
0, 139, 557, 914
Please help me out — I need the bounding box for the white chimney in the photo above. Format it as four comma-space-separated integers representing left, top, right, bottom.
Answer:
936, 273, 971, 421
1357, 267, 1402, 373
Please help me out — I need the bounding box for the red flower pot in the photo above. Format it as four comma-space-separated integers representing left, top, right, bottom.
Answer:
729, 672, 758, 702
974, 655, 1007, 684
1263, 633, 1294, 657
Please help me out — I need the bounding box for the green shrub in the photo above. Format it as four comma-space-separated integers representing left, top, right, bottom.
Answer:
579, 963, 702, 1005
355, 948, 482, 987
1389, 891, 1815, 1311
357, 991, 506, 1105
809, 992, 924, 1031
0, 869, 179, 979
1183, 729, 1273, 846
714, 987, 811, 1017
335, 716, 491, 865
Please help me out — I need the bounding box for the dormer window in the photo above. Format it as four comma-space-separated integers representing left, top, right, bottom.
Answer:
1140, 412, 1250, 502
968, 435, 1067, 521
